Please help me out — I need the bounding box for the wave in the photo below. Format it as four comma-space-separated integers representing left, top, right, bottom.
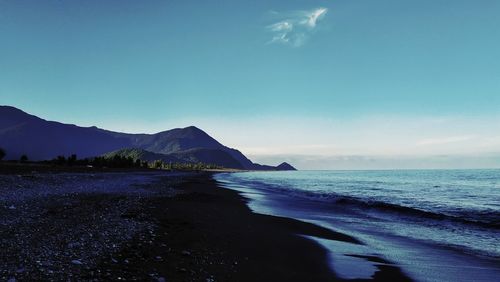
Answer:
219, 177, 500, 229
332, 196, 500, 229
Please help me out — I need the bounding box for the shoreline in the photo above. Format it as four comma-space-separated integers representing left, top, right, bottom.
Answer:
216, 171, 500, 282
98, 171, 411, 281
0, 168, 413, 281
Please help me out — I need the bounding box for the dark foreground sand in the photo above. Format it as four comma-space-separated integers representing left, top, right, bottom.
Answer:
0, 169, 411, 281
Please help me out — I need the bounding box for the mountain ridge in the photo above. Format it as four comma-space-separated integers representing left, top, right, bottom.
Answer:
0, 106, 296, 170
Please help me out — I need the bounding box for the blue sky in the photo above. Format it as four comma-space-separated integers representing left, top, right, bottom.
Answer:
1, 0, 499, 169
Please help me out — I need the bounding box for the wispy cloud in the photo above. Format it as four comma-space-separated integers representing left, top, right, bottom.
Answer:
416, 135, 476, 146
302, 7, 328, 28
267, 7, 328, 47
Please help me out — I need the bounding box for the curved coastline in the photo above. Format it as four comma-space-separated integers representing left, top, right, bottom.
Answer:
215, 171, 500, 282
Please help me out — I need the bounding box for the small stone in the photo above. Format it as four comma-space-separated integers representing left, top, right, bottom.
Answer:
8, 205, 16, 210
158, 277, 166, 282
16, 267, 25, 273
67, 242, 79, 248
7, 278, 16, 282
71, 259, 83, 265
181, 250, 191, 256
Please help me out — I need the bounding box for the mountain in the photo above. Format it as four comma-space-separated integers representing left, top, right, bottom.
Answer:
0, 107, 131, 161
276, 162, 296, 171
104, 148, 245, 169
0, 106, 296, 170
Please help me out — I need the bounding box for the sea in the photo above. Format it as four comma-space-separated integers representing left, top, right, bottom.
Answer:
215, 169, 500, 282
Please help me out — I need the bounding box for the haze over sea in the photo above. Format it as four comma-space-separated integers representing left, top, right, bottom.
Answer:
217, 169, 500, 281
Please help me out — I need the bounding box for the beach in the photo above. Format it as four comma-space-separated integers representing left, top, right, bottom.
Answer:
216, 170, 500, 282
0, 168, 412, 281
2, 1, 498, 281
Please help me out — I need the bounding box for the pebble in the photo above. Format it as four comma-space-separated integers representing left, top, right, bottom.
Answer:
181, 250, 191, 256
158, 277, 166, 282
16, 267, 25, 273
0, 172, 176, 279
71, 259, 83, 265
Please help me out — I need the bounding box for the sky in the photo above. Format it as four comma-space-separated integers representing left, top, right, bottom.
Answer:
1, 0, 499, 169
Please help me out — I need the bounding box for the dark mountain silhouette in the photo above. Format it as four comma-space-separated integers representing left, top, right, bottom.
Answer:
0, 106, 296, 170
276, 162, 296, 171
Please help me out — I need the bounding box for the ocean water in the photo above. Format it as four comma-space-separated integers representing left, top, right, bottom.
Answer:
215, 169, 500, 281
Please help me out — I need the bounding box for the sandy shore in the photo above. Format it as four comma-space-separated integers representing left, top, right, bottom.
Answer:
0, 169, 411, 281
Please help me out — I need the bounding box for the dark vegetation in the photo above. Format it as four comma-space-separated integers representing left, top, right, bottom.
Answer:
0, 147, 223, 171
45, 154, 222, 170
104, 148, 231, 170
0, 148, 28, 163
20, 154, 28, 163
47, 154, 222, 170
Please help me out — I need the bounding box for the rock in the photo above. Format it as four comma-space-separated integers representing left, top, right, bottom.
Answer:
7, 278, 16, 282
158, 277, 166, 282
181, 250, 191, 256
67, 242, 79, 248
16, 267, 25, 273
71, 259, 83, 265
8, 205, 16, 210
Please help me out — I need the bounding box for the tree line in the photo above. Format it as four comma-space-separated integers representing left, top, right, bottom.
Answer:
52, 154, 222, 170
0, 147, 222, 170
0, 148, 28, 162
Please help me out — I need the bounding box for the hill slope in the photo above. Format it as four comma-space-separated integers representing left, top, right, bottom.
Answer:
104, 148, 245, 169
0, 106, 296, 170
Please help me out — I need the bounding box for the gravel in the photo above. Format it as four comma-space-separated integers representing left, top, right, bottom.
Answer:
0, 171, 183, 281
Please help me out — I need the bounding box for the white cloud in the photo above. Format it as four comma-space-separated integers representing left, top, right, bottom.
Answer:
267, 7, 328, 47
269, 21, 293, 32
302, 7, 328, 28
